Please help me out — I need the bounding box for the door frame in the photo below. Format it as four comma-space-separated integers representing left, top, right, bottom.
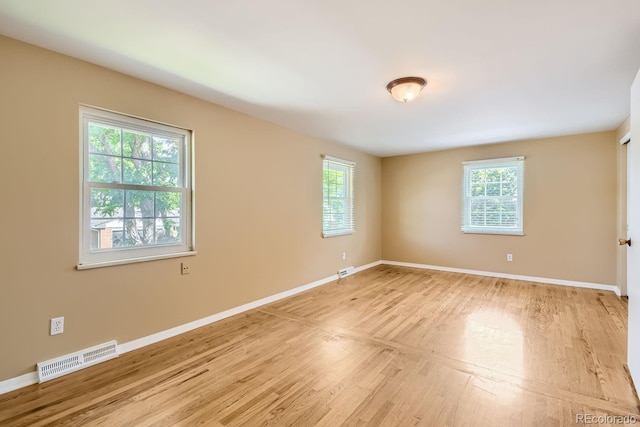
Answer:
619, 131, 630, 296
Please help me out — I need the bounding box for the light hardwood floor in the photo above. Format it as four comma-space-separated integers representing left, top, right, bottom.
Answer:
0, 265, 637, 426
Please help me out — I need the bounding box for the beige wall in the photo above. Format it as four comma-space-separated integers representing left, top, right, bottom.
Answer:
0, 36, 381, 381
617, 117, 630, 295
382, 132, 618, 285
0, 33, 624, 384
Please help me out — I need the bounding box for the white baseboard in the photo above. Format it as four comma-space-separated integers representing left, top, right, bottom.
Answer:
354, 260, 383, 273
0, 260, 382, 395
381, 260, 621, 296
0, 372, 38, 395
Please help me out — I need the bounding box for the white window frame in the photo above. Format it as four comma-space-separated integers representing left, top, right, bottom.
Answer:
462, 156, 524, 235
322, 155, 355, 238
78, 106, 195, 269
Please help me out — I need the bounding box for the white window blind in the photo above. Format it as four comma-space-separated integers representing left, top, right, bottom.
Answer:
322, 155, 355, 238
462, 156, 524, 235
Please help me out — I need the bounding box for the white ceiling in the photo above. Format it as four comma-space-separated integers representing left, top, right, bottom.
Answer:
1, 0, 640, 156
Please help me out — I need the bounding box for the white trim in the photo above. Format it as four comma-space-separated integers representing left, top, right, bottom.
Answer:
322, 231, 354, 238
620, 131, 631, 145
462, 230, 525, 236
322, 156, 355, 237
462, 156, 524, 235
354, 260, 383, 272
77, 250, 197, 270
0, 372, 38, 395
79, 103, 191, 132
79, 105, 194, 267
463, 156, 524, 165
381, 260, 621, 296
628, 363, 640, 394
321, 154, 356, 166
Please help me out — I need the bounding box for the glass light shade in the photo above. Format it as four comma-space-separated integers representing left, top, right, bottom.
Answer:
386, 77, 426, 103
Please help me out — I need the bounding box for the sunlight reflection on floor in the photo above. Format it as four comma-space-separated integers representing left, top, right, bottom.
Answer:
464, 309, 524, 403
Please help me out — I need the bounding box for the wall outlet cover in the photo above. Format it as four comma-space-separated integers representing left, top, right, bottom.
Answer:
181, 262, 190, 275
50, 317, 64, 335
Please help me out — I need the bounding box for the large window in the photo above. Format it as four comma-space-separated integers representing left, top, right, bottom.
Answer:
79, 106, 194, 268
322, 155, 355, 237
462, 156, 524, 235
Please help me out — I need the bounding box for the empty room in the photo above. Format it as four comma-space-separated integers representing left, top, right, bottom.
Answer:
1, 1, 640, 426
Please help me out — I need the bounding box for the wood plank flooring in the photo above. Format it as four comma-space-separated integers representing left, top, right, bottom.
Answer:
0, 265, 637, 426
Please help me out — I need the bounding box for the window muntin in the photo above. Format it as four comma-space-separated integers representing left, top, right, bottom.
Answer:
462, 157, 524, 235
80, 106, 193, 267
322, 155, 355, 237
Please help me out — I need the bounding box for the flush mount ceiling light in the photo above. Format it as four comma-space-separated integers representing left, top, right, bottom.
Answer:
386, 77, 427, 103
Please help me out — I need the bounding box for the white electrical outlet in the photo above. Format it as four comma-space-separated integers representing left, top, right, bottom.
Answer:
507, 254, 513, 262
50, 317, 64, 335
181, 262, 190, 275
342, 252, 346, 260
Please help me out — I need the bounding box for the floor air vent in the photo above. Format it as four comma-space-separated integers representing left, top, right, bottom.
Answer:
37, 340, 118, 383
338, 266, 355, 278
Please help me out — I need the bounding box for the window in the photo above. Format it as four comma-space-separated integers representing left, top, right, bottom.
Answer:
79, 106, 194, 268
462, 156, 524, 235
322, 155, 355, 237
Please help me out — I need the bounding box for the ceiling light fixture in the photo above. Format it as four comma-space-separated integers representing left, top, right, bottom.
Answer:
386, 77, 427, 103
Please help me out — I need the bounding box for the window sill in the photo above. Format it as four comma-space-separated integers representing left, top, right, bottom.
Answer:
462, 230, 524, 236
77, 250, 197, 270
322, 231, 354, 238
